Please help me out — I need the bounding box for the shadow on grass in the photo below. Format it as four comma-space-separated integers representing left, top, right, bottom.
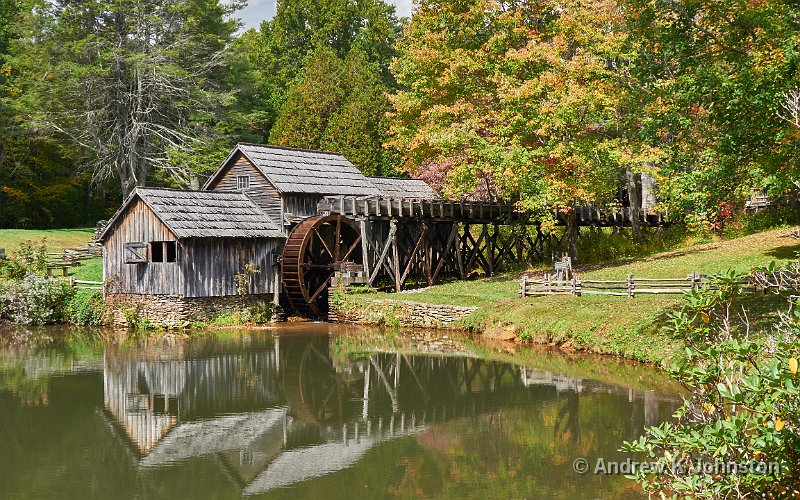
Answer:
764, 244, 800, 261
573, 243, 721, 274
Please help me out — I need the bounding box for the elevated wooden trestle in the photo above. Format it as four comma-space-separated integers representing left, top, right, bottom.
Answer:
310, 196, 667, 296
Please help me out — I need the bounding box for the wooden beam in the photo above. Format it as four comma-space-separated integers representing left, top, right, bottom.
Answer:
431, 223, 459, 284
454, 224, 465, 279
368, 222, 397, 286
392, 221, 401, 292
400, 223, 428, 287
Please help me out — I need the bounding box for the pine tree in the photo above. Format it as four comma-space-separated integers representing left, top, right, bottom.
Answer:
23, 0, 242, 197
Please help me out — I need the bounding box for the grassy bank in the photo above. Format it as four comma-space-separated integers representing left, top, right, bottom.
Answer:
0, 229, 95, 252
360, 227, 800, 364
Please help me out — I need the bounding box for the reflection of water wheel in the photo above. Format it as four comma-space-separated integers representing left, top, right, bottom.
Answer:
282, 215, 362, 318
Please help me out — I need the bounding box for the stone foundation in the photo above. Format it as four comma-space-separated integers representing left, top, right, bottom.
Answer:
329, 292, 477, 329
105, 293, 272, 327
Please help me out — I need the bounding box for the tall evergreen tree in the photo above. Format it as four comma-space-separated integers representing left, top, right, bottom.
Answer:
259, 0, 401, 111
22, 0, 243, 197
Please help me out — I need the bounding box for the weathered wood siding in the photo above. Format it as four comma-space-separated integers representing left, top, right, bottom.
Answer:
181, 238, 281, 297
103, 199, 182, 295
283, 194, 323, 218
207, 153, 283, 227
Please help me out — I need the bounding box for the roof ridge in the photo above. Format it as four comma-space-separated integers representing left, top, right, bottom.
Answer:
237, 142, 344, 157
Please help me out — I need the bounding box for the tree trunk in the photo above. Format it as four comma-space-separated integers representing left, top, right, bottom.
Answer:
626, 165, 643, 243
566, 208, 579, 263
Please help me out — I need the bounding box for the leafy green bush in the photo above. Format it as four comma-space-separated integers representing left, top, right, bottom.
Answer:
246, 300, 273, 324
0, 273, 74, 325
623, 269, 799, 498
66, 290, 106, 326
722, 206, 800, 240
204, 301, 274, 326
576, 226, 690, 265
119, 306, 156, 332
0, 239, 48, 280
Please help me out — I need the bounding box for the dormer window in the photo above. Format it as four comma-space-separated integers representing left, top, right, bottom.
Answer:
237, 175, 250, 190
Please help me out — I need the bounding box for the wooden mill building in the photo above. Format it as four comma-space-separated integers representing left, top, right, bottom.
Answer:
100, 143, 662, 323
97, 188, 285, 323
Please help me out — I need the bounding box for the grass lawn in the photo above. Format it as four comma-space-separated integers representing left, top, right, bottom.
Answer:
361, 227, 800, 364
0, 228, 95, 252
70, 257, 103, 282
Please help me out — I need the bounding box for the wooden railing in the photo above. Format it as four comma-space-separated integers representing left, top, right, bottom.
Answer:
520, 271, 705, 298
71, 279, 103, 290
318, 196, 668, 226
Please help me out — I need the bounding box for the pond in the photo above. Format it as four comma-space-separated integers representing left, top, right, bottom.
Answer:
0, 324, 682, 499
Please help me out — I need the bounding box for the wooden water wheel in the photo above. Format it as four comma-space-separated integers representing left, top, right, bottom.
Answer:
281, 215, 362, 318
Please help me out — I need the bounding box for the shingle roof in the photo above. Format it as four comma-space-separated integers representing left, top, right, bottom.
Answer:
98, 188, 284, 241
367, 177, 439, 199
216, 143, 381, 196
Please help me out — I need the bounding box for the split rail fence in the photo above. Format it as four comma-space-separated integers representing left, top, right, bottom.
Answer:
520, 272, 707, 298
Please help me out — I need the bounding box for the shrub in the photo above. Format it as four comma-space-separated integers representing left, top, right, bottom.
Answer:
622, 269, 800, 498
576, 226, 689, 265
721, 206, 800, 240
0, 273, 74, 325
118, 306, 156, 332
0, 239, 48, 280
66, 290, 106, 326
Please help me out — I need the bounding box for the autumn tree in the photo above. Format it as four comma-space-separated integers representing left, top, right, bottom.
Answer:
389, 0, 656, 256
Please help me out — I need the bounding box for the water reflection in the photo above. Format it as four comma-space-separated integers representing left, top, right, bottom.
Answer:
0, 328, 681, 498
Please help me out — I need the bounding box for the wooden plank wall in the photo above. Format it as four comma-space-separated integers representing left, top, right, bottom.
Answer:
103, 199, 183, 295
181, 238, 280, 297
207, 153, 283, 228
283, 194, 323, 219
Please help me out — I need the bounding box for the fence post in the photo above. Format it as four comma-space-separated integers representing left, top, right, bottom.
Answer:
627, 273, 634, 299
571, 276, 577, 296
520, 275, 528, 297
545, 272, 551, 294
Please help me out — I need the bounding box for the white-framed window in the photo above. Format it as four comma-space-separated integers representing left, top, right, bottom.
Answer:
237, 175, 250, 190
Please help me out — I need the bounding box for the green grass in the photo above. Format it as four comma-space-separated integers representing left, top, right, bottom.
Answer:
70, 258, 103, 281
356, 227, 800, 364
0, 229, 95, 252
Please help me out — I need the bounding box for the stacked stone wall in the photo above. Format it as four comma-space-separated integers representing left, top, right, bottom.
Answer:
105, 293, 271, 327
329, 293, 476, 329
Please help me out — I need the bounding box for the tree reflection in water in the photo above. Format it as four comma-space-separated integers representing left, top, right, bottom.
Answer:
0, 328, 681, 498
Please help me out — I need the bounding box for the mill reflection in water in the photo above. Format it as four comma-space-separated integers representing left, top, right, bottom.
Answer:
97, 333, 678, 496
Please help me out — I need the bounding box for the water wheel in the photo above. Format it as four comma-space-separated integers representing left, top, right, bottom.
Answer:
281, 215, 362, 318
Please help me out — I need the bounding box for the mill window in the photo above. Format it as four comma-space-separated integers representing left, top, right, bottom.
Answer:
237, 175, 250, 190
150, 241, 177, 263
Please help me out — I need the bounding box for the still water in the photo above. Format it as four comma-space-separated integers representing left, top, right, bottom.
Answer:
0, 324, 681, 499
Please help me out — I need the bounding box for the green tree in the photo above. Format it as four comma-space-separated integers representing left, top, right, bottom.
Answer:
258, 0, 401, 112
20, 0, 243, 197
624, 0, 800, 226
270, 48, 396, 175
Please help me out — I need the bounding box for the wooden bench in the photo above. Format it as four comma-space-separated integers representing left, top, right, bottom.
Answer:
47, 263, 71, 278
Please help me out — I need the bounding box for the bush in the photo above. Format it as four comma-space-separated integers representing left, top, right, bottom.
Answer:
622, 269, 799, 498
204, 300, 274, 327
0, 273, 74, 325
66, 290, 106, 326
576, 226, 690, 265
721, 206, 800, 240
0, 239, 48, 280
